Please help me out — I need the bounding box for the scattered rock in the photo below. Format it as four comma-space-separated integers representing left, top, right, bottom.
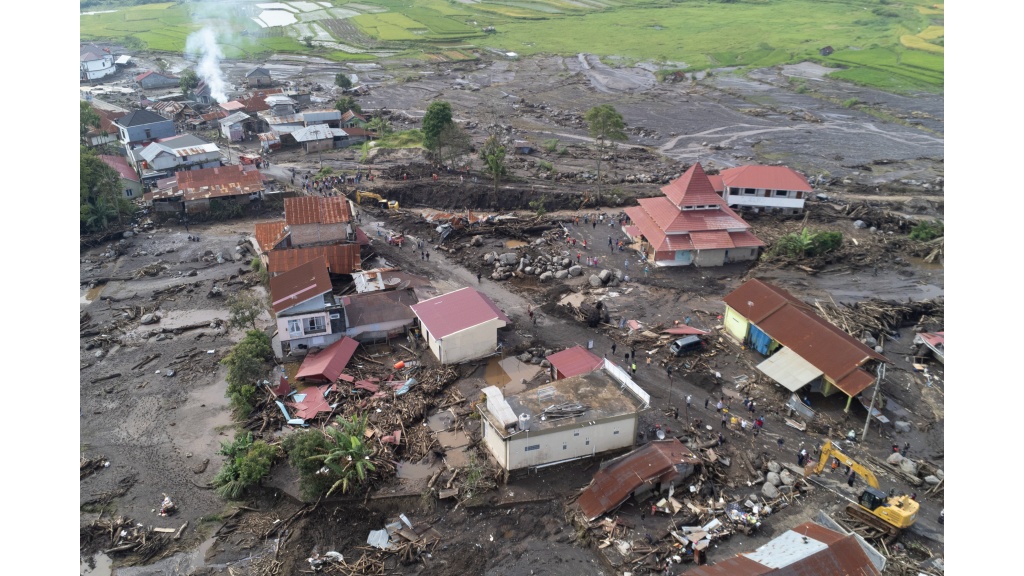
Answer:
893, 420, 912, 433
139, 313, 159, 325
886, 452, 904, 465
899, 458, 919, 476
539, 271, 554, 282
553, 270, 569, 280
761, 482, 780, 499
766, 471, 781, 487
853, 220, 867, 229
568, 265, 582, 277
589, 274, 603, 287
779, 470, 796, 486
123, 231, 134, 238
767, 460, 781, 473
471, 236, 484, 247
923, 475, 940, 486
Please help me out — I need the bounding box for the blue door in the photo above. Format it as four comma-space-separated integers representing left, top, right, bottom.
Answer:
748, 323, 772, 355
675, 250, 693, 264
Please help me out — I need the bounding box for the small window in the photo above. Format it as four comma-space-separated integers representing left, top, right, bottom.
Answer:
613, 430, 619, 435
287, 319, 301, 335
728, 188, 739, 196
743, 188, 756, 195
524, 444, 540, 452
774, 190, 789, 197
585, 438, 590, 446
563, 443, 567, 450
125, 189, 133, 197
144, 129, 152, 139
573, 432, 580, 437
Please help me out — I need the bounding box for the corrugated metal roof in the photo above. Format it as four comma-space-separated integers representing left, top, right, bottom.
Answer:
546, 346, 603, 379
341, 289, 419, 328
410, 287, 510, 339
268, 244, 361, 275
115, 109, 169, 128
98, 154, 140, 182
219, 101, 245, 111
296, 337, 359, 382
577, 439, 700, 520
285, 196, 351, 225
253, 220, 287, 253
176, 165, 263, 201
721, 166, 812, 193
219, 111, 250, 125
269, 256, 333, 314
723, 280, 886, 396
292, 124, 333, 142
303, 109, 342, 122
756, 347, 823, 392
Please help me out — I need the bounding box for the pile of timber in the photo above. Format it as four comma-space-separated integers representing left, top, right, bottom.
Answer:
812, 297, 943, 337
80, 515, 183, 563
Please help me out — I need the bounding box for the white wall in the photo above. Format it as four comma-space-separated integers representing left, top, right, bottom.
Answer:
425, 318, 505, 364
495, 414, 637, 471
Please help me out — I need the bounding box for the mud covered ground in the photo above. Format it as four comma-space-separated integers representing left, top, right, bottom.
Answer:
82, 51, 943, 575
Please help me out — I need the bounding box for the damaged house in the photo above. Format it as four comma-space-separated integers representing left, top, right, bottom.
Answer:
410, 287, 510, 364
477, 360, 650, 471
129, 134, 222, 184
172, 164, 264, 215
722, 279, 887, 410
252, 196, 363, 276
271, 257, 345, 355
623, 162, 764, 267
710, 165, 813, 215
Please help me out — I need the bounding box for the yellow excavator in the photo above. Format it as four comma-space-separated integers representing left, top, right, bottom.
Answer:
810, 441, 919, 539
355, 190, 399, 210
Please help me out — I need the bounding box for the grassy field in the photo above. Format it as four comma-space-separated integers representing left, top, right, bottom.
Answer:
80, 0, 943, 92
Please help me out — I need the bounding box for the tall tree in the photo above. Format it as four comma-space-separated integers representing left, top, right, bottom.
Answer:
479, 136, 507, 195
335, 72, 352, 89
80, 101, 100, 139
436, 123, 471, 169
584, 104, 627, 199
81, 147, 136, 233
334, 96, 362, 114
421, 101, 453, 151
179, 69, 199, 95
367, 115, 392, 140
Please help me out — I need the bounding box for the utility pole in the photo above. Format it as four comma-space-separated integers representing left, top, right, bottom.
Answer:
861, 333, 885, 442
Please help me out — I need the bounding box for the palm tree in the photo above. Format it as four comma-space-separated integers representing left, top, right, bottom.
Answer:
307, 415, 376, 496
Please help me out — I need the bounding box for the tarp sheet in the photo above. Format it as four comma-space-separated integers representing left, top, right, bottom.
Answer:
757, 347, 823, 392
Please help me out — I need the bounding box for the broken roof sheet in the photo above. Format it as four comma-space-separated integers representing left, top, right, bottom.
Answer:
546, 346, 604, 379
296, 337, 359, 383
175, 165, 263, 201
286, 384, 335, 420
268, 244, 362, 276
410, 287, 510, 340
341, 289, 419, 328
578, 439, 700, 521
269, 256, 333, 314
661, 326, 710, 336
285, 195, 351, 225
253, 220, 287, 253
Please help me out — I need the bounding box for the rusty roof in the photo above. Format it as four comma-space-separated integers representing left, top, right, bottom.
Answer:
723, 280, 886, 396
661, 162, 724, 207
201, 110, 229, 122
296, 336, 359, 383
175, 165, 263, 202
269, 256, 333, 314
341, 289, 419, 328
686, 522, 880, 576
268, 244, 362, 276
410, 287, 510, 339
285, 196, 351, 225
546, 346, 604, 379
578, 439, 701, 520
253, 220, 287, 253
720, 165, 812, 192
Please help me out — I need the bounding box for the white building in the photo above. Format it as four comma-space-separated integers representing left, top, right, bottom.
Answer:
712, 165, 813, 215
131, 134, 222, 181
410, 287, 510, 364
270, 257, 344, 355
81, 44, 115, 81
477, 361, 650, 471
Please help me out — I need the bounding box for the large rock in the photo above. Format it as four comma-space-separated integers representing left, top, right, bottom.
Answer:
589, 274, 603, 287
893, 420, 912, 433
934, 468, 943, 480
539, 271, 554, 282
899, 458, 919, 476
524, 267, 534, 275
886, 452, 904, 465
517, 353, 532, 363
766, 471, 781, 487
484, 252, 496, 265
924, 475, 941, 486
767, 460, 781, 473
607, 278, 620, 287
614, 269, 624, 281
598, 269, 612, 283
761, 482, 780, 499
554, 270, 569, 279
500, 252, 518, 265
779, 470, 796, 486
853, 220, 867, 229
470, 235, 484, 247
139, 313, 159, 325
568, 265, 582, 277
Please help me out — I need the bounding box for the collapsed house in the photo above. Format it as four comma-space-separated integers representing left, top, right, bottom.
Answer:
577, 438, 701, 521
722, 279, 888, 410
476, 360, 650, 471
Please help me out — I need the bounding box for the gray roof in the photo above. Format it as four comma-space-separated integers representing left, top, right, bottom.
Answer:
247, 67, 271, 77
115, 109, 171, 128
219, 112, 251, 125
292, 124, 333, 142
159, 134, 211, 147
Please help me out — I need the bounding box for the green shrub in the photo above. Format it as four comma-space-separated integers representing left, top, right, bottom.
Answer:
283, 430, 335, 501
529, 196, 548, 217
771, 228, 843, 259
543, 139, 559, 153
538, 160, 553, 171
841, 98, 860, 108
222, 330, 272, 416
909, 220, 943, 241
213, 432, 279, 500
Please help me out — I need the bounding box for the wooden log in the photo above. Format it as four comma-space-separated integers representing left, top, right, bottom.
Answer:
174, 521, 189, 540
91, 373, 122, 384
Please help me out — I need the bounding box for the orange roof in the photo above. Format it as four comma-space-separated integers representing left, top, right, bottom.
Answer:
253, 220, 287, 253
296, 337, 359, 383
268, 244, 361, 275
176, 165, 263, 201
723, 279, 886, 396
269, 257, 333, 314
720, 165, 812, 192
285, 196, 351, 225
661, 162, 723, 207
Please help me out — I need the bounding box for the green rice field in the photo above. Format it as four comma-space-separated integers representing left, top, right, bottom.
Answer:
81, 0, 944, 92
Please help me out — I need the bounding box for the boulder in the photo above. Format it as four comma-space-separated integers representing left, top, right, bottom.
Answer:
539, 271, 554, 282
924, 475, 941, 486
471, 235, 484, 247
934, 468, 943, 480
540, 360, 551, 368
598, 269, 612, 283
554, 270, 569, 279
766, 471, 781, 487
886, 452, 904, 465
761, 482, 780, 499
779, 470, 796, 486
614, 269, 624, 281
530, 356, 542, 365
524, 267, 534, 275
893, 420, 912, 433
484, 252, 496, 265
589, 274, 603, 287
777, 485, 794, 495
899, 458, 919, 476
862, 333, 877, 348
853, 220, 867, 229
123, 231, 134, 238
767, 460, 781, 473
139, 313, 159, 325
607, 278, 620, 287
500, 252, 518, 265
568, 265, 582, 277
517, 353, 532, 363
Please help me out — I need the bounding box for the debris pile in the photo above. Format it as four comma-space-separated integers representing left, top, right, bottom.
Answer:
80, 515, 183, 563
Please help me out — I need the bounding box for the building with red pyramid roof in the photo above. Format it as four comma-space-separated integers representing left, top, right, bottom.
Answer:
623, 162, 764, 267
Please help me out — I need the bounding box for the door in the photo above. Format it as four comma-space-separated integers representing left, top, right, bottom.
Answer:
674, 250, 692, 264
748, 323, 772, 355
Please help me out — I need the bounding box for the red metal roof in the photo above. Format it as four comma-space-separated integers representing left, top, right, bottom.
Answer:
285, 196, 352, 225
98, 154, 140, 182
176, 165, 263, 201
723, 279, 886, 396
918, 331, 943, 348
269, 256, 333, 314
286, 384, 335, 420
268, 244, 361, 275
690, 230, 736, 250
720, 165, 812, 192
296, 337, 359, 383
410, 287, 510, 339
253, 220, 287, 253
578, 439, 701, 521
661, 163, 724, 207
546, 346, 604, 379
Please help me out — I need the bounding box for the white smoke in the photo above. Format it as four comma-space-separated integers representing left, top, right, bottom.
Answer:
185, 27, 228, 104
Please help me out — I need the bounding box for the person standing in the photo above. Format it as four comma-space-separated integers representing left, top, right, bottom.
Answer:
901, 442, 910, 457
705, 397, 710, 410
716, 400, 723, 412
673, 406, 679, 420
831, 458, 839, 473
777, 437, 785, 449
797, 451, 805, 466
611, 342, 617, 356
686, 395, 692, 410
631, 362, 637, 376
847, 471, 856, 488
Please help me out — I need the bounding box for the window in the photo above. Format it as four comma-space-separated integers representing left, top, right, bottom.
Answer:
774, 190, 789, 197
125, 189, 133, 197
728, 188, 739, 196
304, 316, 326, 334
287, 319, 301, 336
795, 191, 803, 199
524, 444, 540, 452
585, 437, 590, 446
144, 129, 152, 139
613, 430, 619, 435
573, 432, 580, 437
743, 188, 756, 195
563, 443, 567, 450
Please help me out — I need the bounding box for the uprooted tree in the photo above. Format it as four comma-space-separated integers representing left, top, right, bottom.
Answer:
769, 228, 843, 260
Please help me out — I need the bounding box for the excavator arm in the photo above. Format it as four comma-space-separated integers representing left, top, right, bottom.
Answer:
812, 441, 880, 488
